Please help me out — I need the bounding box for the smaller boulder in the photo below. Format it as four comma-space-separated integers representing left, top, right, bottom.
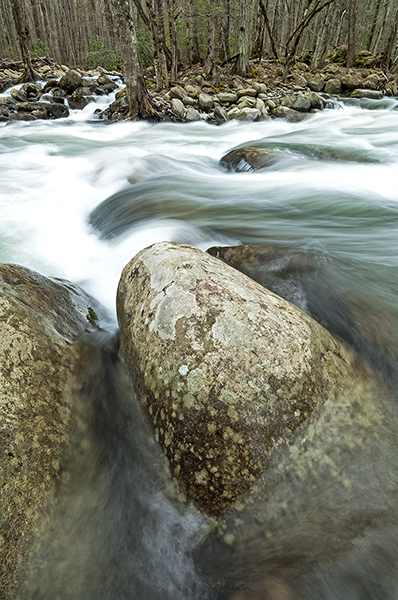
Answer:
306, 74, 325, 92
350, 89, 383, 100
170, 86, 187, 100
171, 98, 186, 118
58, 69, 84, 94
324, 78, 342, 95
198, 93, 214, 110
341, 74, 362, 91
292, 95, 312, 112
185, 107, 201, 121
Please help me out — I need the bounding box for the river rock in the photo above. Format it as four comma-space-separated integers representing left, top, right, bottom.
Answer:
307, 91, 324, 109
362, 74, 380, 90
68, 88, 91, 110
185, 107, 201, 121
198, 93, 214, 110
292, 95, 312, 112
306, 74, 325, 92
236, 107, 262, 121
116, 242, 353, 517
272, 105, 306, 122
237, 87, 258, 98
237, 96, 256, 109
46, 102, 70, 118
171, 97, 186, 118
341, 74, 363, 90
350, 88, 383, 100
182, 95, 196, 106
170, 86, 187, 100
220, 146, 281, 171
58, 69, 84, 94
0, 264, 106, 598
324, 78, 342, 95
214, 105, 229, 123
217, 92, 239, 103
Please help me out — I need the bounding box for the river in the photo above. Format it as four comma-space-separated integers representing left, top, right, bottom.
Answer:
2, 87, 398, 599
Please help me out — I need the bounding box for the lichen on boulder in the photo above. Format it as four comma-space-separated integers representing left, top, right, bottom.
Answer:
0, 264, 106, 598
117, 242, 353, 517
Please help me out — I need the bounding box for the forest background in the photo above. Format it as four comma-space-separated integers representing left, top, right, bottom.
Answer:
1, 0, 398, 88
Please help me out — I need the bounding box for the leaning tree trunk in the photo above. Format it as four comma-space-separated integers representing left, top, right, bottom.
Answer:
106, 0, 157, 120
380, 6, 398, 69
10, 0, 36, 81
367, 0, 383, 51
283, 0, 334, 81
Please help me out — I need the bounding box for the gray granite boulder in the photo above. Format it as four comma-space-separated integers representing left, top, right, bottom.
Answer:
116, 242, 353, 517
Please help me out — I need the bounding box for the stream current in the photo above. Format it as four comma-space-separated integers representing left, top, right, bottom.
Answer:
2, 86, 398, 599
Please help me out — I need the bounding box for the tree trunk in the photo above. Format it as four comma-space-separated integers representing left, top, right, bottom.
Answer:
186, 0, 201, 65
367, 0, 383, 51
380, 6, 398, 69
106, 0, 157, 120
166, 0, 179, 81
145, 0, 170, 90
258, 0, 279, 60
236, 0, 252, 75
10, 0, 35, 80
283, 0, 334, 81
206, 2, 217, 76
346, 0, 356, 67
219, 0, 230, 61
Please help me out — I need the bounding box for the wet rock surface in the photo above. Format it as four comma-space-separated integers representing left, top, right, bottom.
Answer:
0, 264, 106, 598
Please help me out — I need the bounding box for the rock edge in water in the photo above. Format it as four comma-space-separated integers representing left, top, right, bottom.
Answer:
0, 263, 107, 598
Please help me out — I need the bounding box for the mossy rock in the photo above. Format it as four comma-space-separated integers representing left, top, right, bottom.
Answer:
0, 264, 106, 598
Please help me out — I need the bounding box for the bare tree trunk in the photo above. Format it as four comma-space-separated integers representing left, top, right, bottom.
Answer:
166, 0, 179, 81
145, 0, 170, 89
283, 0, 334, 81
367, 0, 383, 51
258, 0, 279, 60
236, 0, 252, 75
10, 0, 36, 80
373, 0, 390, 55
206, 2, 217, 76
346, 0, 356, 67
186, 0, 201, 65
381, 6, 398, 69
106, 0, 157, 120
219, 0, 230, 60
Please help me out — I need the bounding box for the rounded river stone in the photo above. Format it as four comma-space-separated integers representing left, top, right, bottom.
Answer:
117, 242, 353, 517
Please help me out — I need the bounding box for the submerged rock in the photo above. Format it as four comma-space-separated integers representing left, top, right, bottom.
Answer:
0, 264, 106, 598
219, 146, 282, 172
117, 242, 352, 517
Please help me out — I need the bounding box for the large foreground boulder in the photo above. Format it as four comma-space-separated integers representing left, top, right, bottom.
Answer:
0, 264, 106, 598
117, 242, 353, 517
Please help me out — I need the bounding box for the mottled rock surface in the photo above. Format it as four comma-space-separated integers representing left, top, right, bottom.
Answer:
219, 146, 282, 172
0, 264, 106, 598
117, 242, 353, 517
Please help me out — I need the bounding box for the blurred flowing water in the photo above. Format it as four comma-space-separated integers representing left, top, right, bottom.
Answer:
2, 91, 398, 599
